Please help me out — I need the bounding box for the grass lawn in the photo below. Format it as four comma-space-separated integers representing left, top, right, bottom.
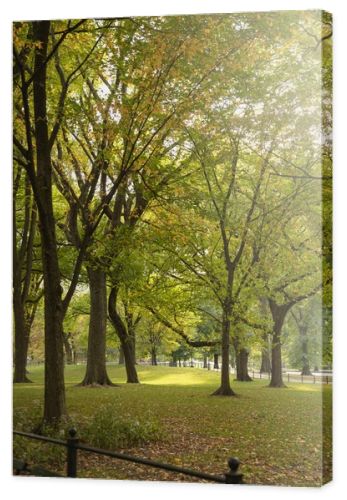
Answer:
13, 364, 332, 486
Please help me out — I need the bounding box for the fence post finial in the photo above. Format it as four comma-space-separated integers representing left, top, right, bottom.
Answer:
67, 428, 79, 478
225, 457, 243, 484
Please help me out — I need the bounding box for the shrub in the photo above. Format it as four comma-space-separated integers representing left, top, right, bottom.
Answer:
13, 401, 66, 469
13, 402, 163, 474
82, 404, 163, 450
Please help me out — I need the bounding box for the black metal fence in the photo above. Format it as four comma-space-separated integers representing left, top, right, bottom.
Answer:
13, 429, 243, 484
249, 370, 332, 384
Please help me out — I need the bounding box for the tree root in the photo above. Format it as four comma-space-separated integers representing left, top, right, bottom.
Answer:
267, 382, 287, 388
211, 386, 236, 396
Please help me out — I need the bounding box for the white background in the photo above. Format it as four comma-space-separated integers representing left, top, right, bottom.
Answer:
1, 1, 346, 499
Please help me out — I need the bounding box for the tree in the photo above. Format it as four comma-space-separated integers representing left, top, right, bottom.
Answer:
14, 21, 69, 421
13, 12, 331, 419
138, 12, 326, 395
108, 287, 140, 383
282, 297, 323, 374
261, 198, 323, 387
13, 19, 109, 422
259, 298, 271, 374
13, 165, 42, 382
233, 327, 253, 382
102, 14, 257, 382
54, 15, 232, 384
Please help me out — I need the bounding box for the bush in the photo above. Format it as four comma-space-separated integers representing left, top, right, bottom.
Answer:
13, 401, 66, 469
13, 399, 43, 431
13, 402, 163, 473
82, 404, 163, 450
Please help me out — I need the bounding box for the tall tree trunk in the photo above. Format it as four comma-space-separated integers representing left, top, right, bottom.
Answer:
33, 21, 66, 423
259, 298, 271, 373
108, 287, 139, 383
128, 327, 137, 365
124, 304, 138, 366
13, 172, 37, 382
120, 337, 139, 383
235, 347, 252, 381
213, 353, 219, 369
270, 330, 284, 387
63, 333, 74, 365
300, 326, 312, 375
80, 267, 113, 386
268, 300, 290, 388
41, 256, 66, 424
260, 332, 271, 373
14, 286, 42, 382
230, 349, 235, 369
151, 347, 157, 366
203, 354, 208, 368
13, 285, 31, 383
211, 224, 236, 396
212, 310, 235, 396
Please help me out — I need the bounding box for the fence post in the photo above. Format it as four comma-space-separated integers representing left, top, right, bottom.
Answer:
67, 428, 79, 478
326, 376, 329, 384
224, 457, 243, 484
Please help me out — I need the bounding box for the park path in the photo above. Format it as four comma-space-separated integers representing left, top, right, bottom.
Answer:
153, 360, 332, 385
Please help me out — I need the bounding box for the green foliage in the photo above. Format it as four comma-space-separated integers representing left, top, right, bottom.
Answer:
14, 11, 332, 419
82, 404, 163, 449
13, 400, 66, 468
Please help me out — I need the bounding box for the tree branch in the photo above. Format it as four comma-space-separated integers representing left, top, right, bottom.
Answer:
147, 306, 220, 347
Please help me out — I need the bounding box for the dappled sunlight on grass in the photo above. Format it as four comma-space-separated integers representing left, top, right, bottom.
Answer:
22, 363, 326, 393
286, 383, 324, 393
140, 368, 214, 386
145, 374, 206, 386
